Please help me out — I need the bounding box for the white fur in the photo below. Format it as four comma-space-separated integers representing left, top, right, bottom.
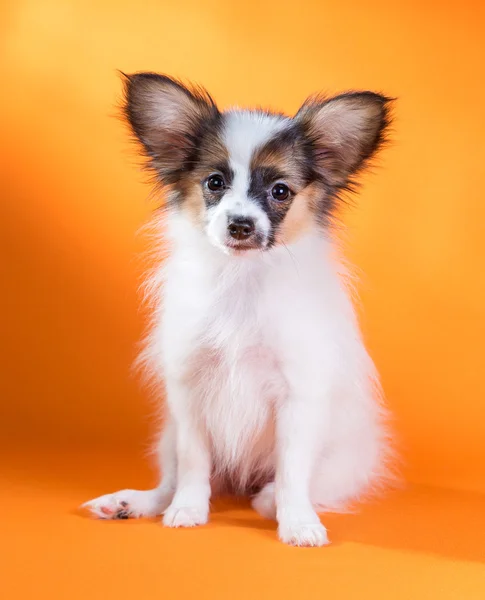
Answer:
223, 110, 289, 165
84, 112, 392, 547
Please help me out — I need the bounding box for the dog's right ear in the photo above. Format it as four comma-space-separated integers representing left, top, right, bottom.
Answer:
122, 72, 219, 184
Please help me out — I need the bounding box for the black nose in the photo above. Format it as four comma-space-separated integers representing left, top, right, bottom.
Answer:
227, 217, 255, 241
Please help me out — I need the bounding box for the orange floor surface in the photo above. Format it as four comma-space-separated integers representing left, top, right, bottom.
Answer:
3, 447, 485, 599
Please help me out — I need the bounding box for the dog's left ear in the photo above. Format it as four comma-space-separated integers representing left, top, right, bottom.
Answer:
295, 92, 392, 188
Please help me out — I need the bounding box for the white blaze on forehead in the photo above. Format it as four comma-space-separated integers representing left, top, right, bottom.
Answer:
223, 110, 289, 167
222, 110, 289, 212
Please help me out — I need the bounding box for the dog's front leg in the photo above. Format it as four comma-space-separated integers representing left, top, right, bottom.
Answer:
162, 378, 211, 528
275, 386, 330, 547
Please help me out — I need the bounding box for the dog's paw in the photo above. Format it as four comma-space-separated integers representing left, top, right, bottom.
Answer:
278, 521, 329, 547
277, 507, 329, 547
82, 488, 172, 520
162, 505, 209, 528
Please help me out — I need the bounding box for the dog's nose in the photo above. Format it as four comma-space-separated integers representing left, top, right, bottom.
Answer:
227, 217, 255, 241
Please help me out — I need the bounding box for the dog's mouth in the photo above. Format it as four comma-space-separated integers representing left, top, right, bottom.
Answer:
224, 234, 267, 253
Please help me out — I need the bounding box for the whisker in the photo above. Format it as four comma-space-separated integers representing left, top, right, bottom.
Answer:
282, 242, 301, 278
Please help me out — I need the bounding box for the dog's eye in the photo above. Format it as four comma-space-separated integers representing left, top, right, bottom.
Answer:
206, 174, 225, 192
271, 183, 290, 201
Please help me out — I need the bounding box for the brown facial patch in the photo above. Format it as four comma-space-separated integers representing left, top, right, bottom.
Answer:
177, 180, 206, 224
188, 128, 232, 208
276, 183, 325, 245
174, 126, 232, 223
246, 124, 317, 246
250, 126, 312, 191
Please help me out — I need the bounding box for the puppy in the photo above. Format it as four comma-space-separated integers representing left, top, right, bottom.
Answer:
84, 73, 394, 547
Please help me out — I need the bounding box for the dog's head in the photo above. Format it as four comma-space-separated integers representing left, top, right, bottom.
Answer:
123, 72, 392, 254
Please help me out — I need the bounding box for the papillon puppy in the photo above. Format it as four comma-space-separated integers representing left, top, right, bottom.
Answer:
84, 73, 395, 547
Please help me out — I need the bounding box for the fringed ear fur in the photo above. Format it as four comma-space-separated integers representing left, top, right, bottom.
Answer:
122, 72, 220, 184
295, 92, 393, 189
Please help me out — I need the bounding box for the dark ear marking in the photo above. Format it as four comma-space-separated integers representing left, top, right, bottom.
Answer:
121, 72, 220, 184
295, 91, 393, 191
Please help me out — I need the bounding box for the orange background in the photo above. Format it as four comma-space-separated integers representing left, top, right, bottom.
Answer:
2, 0, 485, 597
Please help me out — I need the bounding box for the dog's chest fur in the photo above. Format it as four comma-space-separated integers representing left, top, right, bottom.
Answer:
183, 263, 287, 486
